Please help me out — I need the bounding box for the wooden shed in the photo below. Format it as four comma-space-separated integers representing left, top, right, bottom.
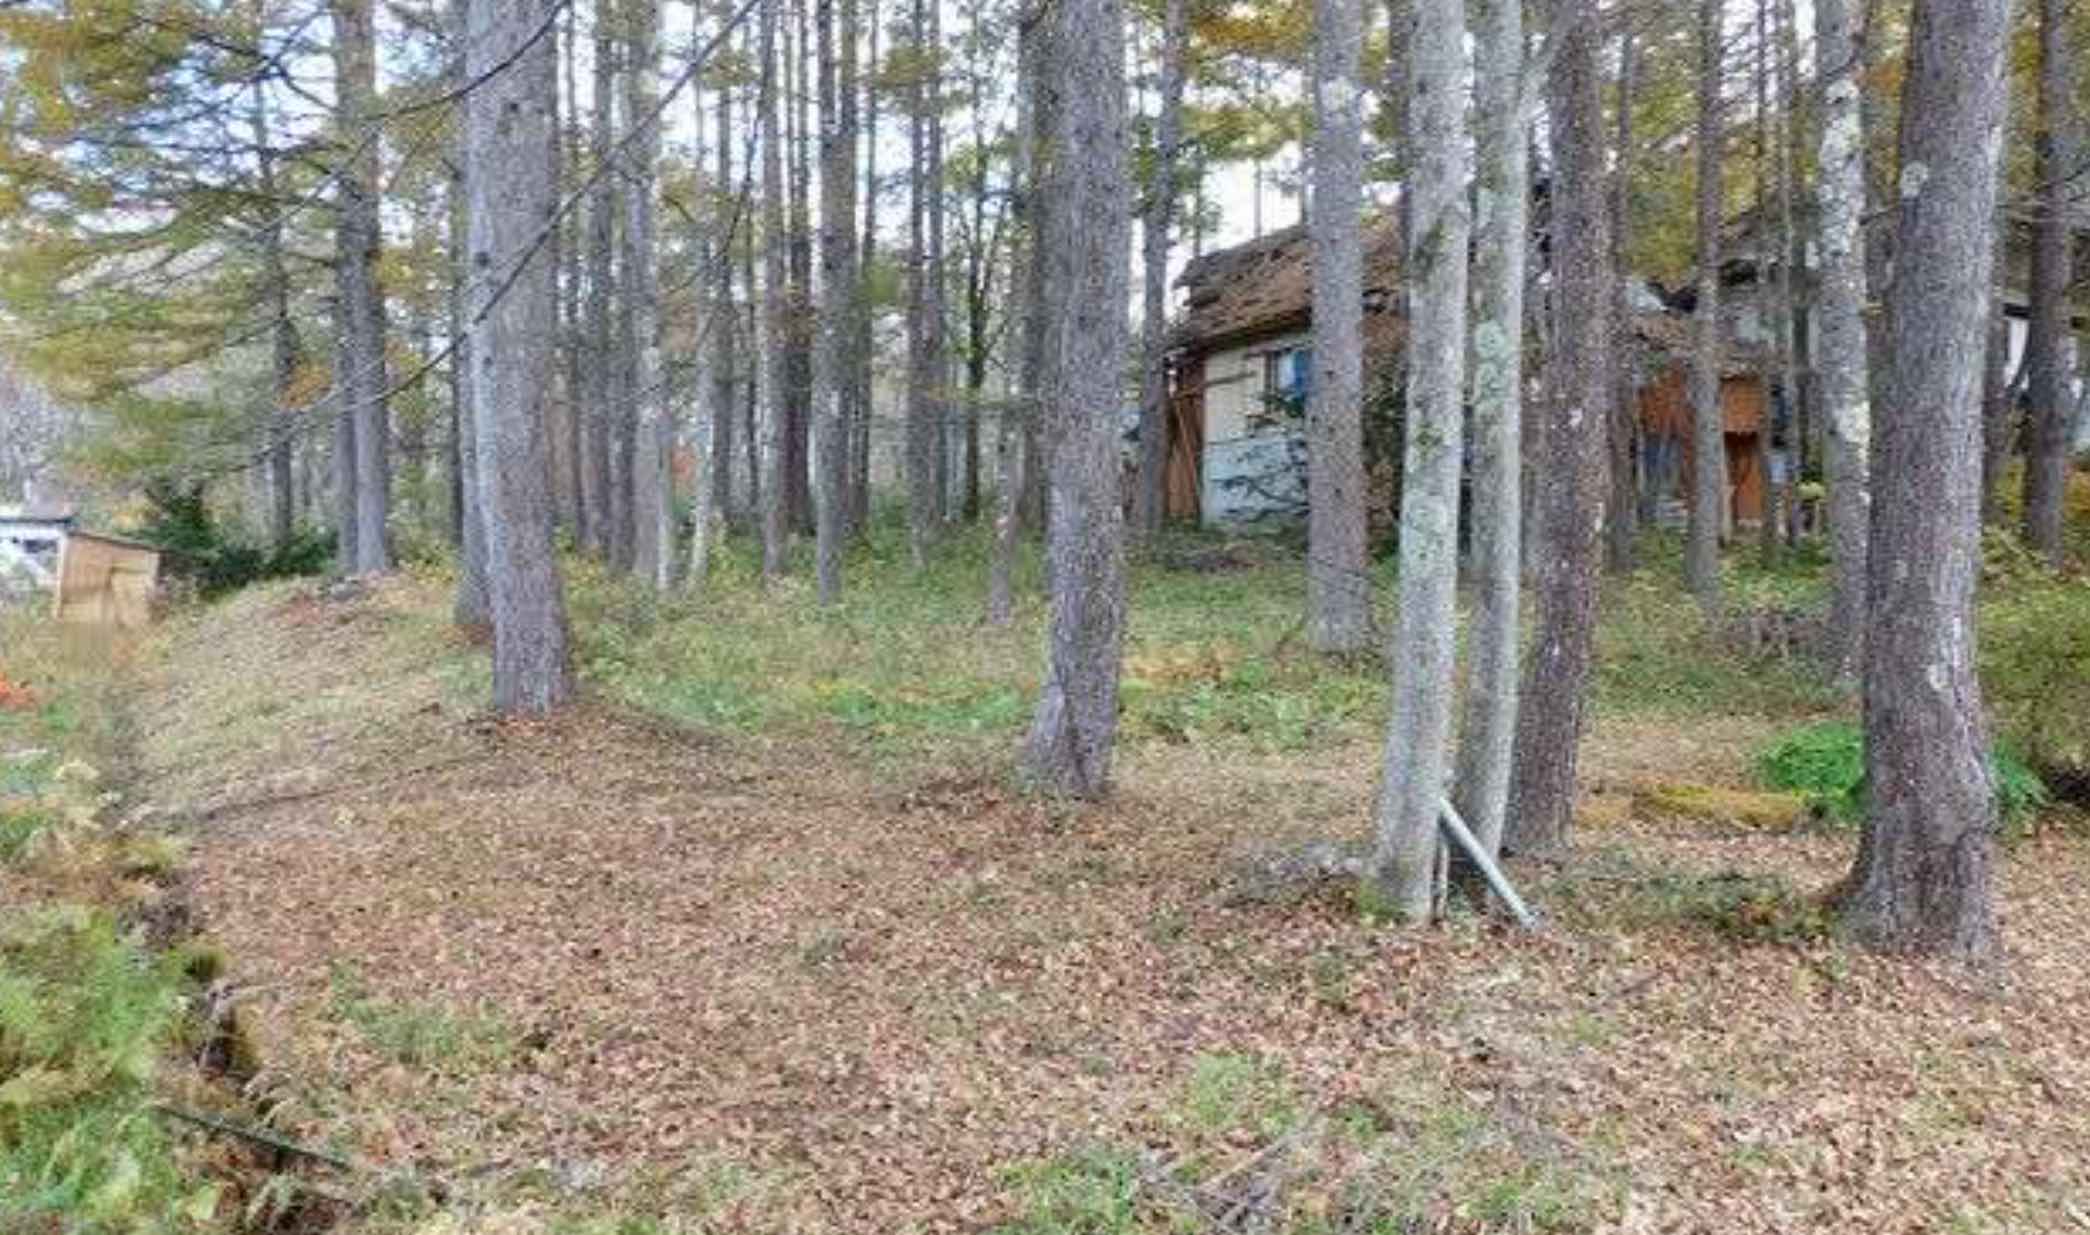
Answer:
52, 531, 161, 628
1635, 363, 1773, 526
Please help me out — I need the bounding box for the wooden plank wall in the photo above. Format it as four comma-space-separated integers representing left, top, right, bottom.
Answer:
53, 535, 160, 628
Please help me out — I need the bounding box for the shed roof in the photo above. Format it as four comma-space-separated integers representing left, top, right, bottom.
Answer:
1172, 218, 1404, 353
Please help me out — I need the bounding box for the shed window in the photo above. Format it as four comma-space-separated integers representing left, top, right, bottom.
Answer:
1262, 346, 1311, 416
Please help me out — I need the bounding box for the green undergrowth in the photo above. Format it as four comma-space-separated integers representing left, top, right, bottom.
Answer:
0, 613, 231, 1231
1758, 721, 2050, 833
992, 1054, 1615, 1233
571, 518, 1389, 764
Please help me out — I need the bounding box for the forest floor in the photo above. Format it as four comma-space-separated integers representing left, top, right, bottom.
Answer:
117, 533, 2090, 1234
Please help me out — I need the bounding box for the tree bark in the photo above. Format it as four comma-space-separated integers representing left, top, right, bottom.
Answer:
2020, 0, 2078, 567
1133, 0, 1186, 541
813, 0, 857, 603
252, 80, 300, 554
586, 0, 619, 558
1684, 0, 1724, 603
1839, 0, 2008, 959
1753, 0, 1778, 567
1449, 0, 1525, 872
850, 0, 880, 538
466, 0, 575, 713
1604, 1, 1638, 575
332, 0, 392, 574
1303, 0, 1372, 655
1021, 0, 1129, 798
450, 0, 491, 629
711, 0, 740, 533
904, 0, 941, 563
1367, 0, 1469, 917
988, 1, 1044, 628
759, 0, 790, 581
1503, 0, 1613, 857
624, 0, 670, 589
1815, 0, 1871, 682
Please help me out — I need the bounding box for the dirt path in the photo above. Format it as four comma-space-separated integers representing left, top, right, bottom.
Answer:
137, 578, 2090, 1233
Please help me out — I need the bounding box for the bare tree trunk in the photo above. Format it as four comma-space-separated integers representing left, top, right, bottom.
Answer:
1133, 0, 1186, 541
813, 0, 857, 603
252, 80, 300, 554
904, 0, 939, 564
988, 4, 1042, 628
563, 2, 587, 548
1685, 0, 1724, 603
1021, 0, 1129, 798
1816, 0, 1870, 681
784, 0, 816, 537
1753, 0, 1778, 567
1776, 0, 1804, 550
332, 0, 392, 574
1839, 0, 2008, 959
1604, 1, 1638, 575
1303, 0, 1372, 655
1368, 0, 1469, 917
926, 0, 949, 523
2021, 0, 2077, 567
625, 0, 670, 589
449, 0, 491, 629
711, 0, 740, 532
1980, 283, 2015, 522
586, 0, 619, 557
1449, 0, 1524, 872
1504, 0, 1613, 856
850, 0, 879, 538
467, 0, 575, 712
759, 0, 790, 580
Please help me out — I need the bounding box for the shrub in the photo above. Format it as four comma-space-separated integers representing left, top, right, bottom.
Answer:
1758, 721, 2048, 832
137, 481, 331, 598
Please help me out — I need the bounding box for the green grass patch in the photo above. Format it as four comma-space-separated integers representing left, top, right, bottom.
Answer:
0, 907, 220, 1231
1758, 721, 2049, 832
328, 964, 517, 1073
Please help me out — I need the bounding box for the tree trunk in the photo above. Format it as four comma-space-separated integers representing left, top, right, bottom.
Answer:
1132, 0, 1186, 541
2020, 0, 2077, 567
450, 0, 490, 629
1449, 0, 1524, 873
1981, 284, 2015, 522
1839, 0, 2008, 959
252, 80, 300, 554
466, 0, 575, 712
784, 0, 816, 537
1604, 2, 1638, 575
1303, 0, 1372, 655
1753, 0, 1778, 567
1021, 0, 1129, 798
1816, 0, 1871, 682
759, 0, 790, 581
850, 0, 880, 538
586, 0, 618, 557
1685, 0, 1724, 603
1503, 0, 1613, 856
624, 0, 670, 589
813, 0, 857, 603
711, 0, 740, 533
1369, 0, 1469, 916
988, 3, 1043, 628
563, 2, 587, 548
332, 0, 392, 574
904, 0, 941, 563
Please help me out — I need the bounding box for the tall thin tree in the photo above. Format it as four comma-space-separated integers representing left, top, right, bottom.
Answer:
1449, 0, 1525, 870
1839, 0, 2010, 957
332, 0, 392, 574
759, 0, 790, 579
1815, 0, 1871, 682
466, 0, 575, 712
1304, 0, 1372, 655
1021, 0, 1130, 797
813, 0, 858, 602
1133, 0, 1186, 540
625, 0, 670, 588
1503, 0, 1614, 856
1370, 0, 1470, 915
1684, 0, 1725, 603
2020, 0, 2078, 567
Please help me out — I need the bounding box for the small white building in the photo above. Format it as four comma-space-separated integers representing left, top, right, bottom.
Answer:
0, 504, 74, 597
